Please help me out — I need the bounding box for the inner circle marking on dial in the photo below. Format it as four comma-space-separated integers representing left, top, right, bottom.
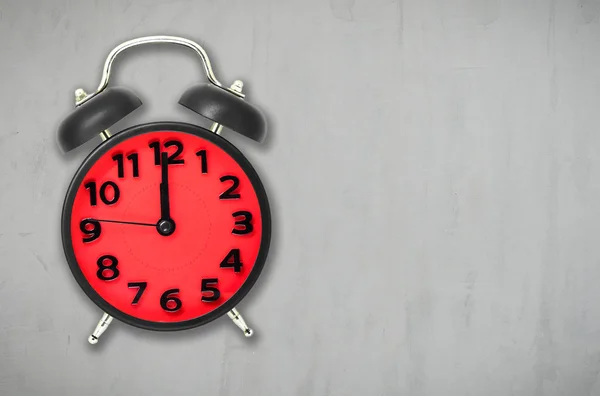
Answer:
121, 182, 212, 272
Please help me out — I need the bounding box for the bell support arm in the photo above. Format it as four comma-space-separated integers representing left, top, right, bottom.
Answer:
76, 35, 244, 107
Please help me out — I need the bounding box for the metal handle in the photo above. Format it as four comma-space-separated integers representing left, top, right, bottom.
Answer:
77, 35, 244, 106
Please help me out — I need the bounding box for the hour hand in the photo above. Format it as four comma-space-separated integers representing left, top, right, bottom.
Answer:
160, 152, 171, 221
158, 152, 176, 236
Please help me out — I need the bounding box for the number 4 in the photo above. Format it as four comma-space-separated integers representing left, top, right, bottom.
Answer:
220, 249, 243, 272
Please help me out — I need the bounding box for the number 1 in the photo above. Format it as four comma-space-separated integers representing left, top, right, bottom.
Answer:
196, 150, 208, 173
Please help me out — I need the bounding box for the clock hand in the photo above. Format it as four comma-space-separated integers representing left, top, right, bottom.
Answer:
91, 218, 157, 227
160, 152, 171, 221
157, 152, 176, 236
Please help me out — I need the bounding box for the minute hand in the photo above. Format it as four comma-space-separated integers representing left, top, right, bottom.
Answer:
92, 219, 156, 227
159, 152, 171, 221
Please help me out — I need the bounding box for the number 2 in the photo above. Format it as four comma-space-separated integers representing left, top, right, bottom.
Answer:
219, 176, 240, 200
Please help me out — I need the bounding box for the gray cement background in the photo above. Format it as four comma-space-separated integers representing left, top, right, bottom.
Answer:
1, 0, 600, 395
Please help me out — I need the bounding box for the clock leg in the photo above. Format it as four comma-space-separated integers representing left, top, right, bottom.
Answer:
227, 308, 253, 337
88, 312, 113, 345
209, 80, 244, 135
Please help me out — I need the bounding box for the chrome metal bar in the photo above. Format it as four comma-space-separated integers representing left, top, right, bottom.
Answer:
100, 130, 112, 141
210, 122, 224, 135
77, 35, 244, 106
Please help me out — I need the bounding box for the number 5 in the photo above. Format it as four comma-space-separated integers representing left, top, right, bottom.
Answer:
201, 278, 220, 302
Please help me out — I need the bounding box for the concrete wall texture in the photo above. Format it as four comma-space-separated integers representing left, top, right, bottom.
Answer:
1, 0, 600, 395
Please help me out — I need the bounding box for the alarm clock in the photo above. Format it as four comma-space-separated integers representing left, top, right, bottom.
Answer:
56, 36, 271, 345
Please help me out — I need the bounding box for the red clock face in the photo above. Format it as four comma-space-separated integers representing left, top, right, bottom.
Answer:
62, 123, 270, 330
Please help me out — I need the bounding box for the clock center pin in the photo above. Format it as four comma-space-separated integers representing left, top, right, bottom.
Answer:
157, 219, 176, 236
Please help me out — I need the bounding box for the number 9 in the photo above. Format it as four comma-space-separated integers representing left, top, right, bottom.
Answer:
80, 219, 101, 242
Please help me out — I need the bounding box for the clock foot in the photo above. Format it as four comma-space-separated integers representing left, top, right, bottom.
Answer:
88, 312, 113, 345
209, 80, 244, 136
227, 308, 253, 338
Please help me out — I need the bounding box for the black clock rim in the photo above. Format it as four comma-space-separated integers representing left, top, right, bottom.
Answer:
61, 121, 272, 332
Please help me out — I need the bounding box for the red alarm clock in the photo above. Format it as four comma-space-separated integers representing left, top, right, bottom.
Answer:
56, 36, 271, 345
